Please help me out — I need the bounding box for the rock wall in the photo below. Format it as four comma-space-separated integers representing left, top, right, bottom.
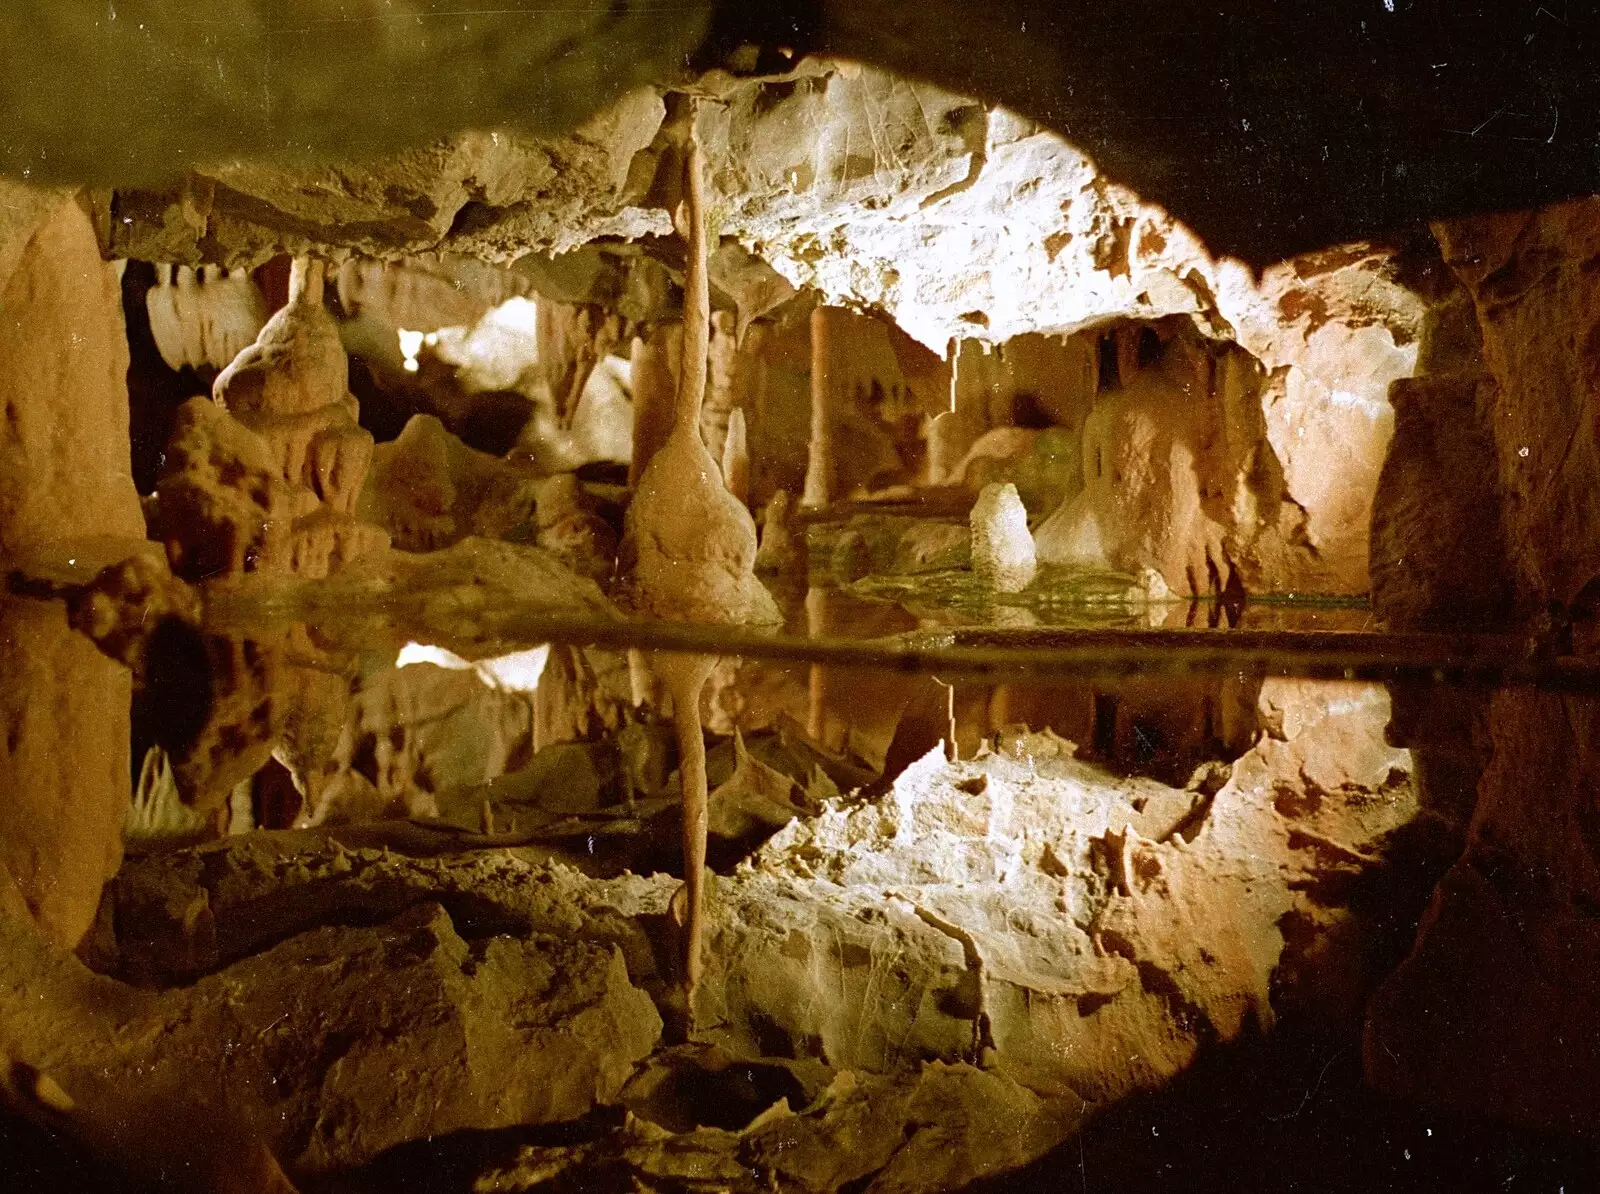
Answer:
0, 900, 659, 1184
0, 183, 143, 557
1367, 200, 1600, 1129
0, 1, 711, 190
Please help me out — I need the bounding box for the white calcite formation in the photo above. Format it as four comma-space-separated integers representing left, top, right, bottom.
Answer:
969, 481, 1036, 592
145, 265, 269, 372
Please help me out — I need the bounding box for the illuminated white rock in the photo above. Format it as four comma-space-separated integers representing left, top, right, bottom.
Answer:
395, 641, 550, 694
970, 482, 1036, 593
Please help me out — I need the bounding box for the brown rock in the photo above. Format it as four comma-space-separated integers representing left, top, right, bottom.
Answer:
0, 182, 143, 557
66, 547, 203, 676
1363, 202, 1600, 1129
150, 395, 304, 580
360, 413, 541, 552
0, 598, 130, 949
476, 1060, 1084, 1194
0, 900, 660, 1181
535, 472, 618, 582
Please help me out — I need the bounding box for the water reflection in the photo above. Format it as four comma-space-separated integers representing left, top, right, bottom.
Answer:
2, 544, 1595, 1193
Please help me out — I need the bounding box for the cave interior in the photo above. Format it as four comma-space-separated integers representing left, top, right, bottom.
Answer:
2, 3, 1600, 1192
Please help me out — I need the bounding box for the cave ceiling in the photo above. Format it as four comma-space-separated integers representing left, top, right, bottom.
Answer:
9, 2, 1597, 273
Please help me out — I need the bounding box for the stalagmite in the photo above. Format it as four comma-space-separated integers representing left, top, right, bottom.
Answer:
195, 255, 387, 577
755, 489, 803, 574
617, 109, 778, 1004
970, 481, 1037, 592
721, 405, 750, 505
211, 257, 372, 518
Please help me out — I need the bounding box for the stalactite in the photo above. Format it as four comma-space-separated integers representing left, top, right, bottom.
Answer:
806, 584, 830, 745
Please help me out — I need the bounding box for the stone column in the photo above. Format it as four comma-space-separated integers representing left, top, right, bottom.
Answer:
802, 305, 837, 508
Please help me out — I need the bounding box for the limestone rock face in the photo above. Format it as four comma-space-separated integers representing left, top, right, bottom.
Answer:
92, 677, 1418, 1186
0, 901, 660, 1181
103, 60, 1434, 593
0, 599, 130, 949
715, 69, 1423, 593
4, 1, 710, 192
702, 686, 1417, 1095
1366, 199, 1600, 1129
152, 396, 391, 581
0, 182, 143, 557
336, 256, 537, 335
108, 86, 679, 267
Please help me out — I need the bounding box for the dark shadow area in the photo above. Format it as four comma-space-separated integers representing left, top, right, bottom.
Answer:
132, 615, 214, 766
628, 1059, 809, 1133
347, 353, 413, 445
0, 1112, 149, 1194
307, 1108, 626, 1194
121, 260, 210, 495
961, 1023, 1600, 1194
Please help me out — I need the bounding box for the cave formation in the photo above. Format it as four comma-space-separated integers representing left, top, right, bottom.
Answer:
3, 4, 1600, 1192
